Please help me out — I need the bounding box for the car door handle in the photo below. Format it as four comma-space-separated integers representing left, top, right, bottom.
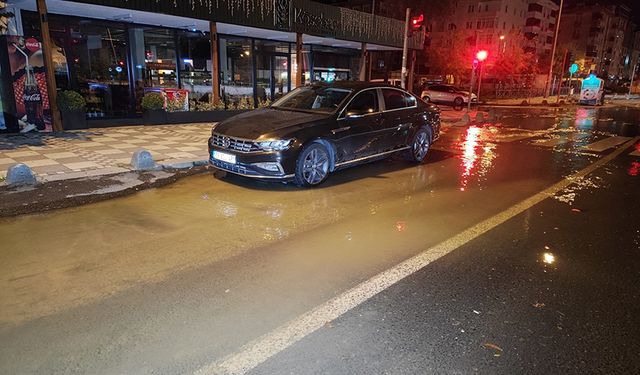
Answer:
331, 126, 351, 134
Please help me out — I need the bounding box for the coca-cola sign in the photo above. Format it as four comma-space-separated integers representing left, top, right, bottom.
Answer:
24, 93, 42, 101
25, 38, 40, 53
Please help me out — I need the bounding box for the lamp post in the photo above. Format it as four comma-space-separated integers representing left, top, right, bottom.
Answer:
499, 35, 506, 54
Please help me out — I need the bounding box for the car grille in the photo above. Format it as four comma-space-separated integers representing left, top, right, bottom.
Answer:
211, 133, 259, 153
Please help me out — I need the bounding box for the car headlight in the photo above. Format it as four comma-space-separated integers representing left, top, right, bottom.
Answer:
257, 139, 293, 151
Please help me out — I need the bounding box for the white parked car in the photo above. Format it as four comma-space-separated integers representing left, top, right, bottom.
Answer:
421, 84, 477, 106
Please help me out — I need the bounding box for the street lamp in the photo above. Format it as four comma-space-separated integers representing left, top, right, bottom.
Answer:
499, 35, 506, 54
476, 50, 488, 104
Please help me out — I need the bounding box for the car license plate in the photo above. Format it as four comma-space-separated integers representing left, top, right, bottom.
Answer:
212, 150, 236, 164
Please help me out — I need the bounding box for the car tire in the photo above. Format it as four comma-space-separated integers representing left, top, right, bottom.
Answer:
453, 97, 464, 107
423, 96, 431, 103
294, 142, 331, 187
405, 126, 431, 163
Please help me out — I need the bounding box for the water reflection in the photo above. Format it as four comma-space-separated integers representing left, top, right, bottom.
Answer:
543, 252, 556, 265
628, 161, 640, 177
458, 126, 498, 191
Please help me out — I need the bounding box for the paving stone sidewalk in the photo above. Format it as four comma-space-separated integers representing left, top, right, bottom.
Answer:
0, 123, 212, 182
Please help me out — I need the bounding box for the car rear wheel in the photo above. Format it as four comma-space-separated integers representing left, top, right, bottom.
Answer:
294, 143, 331, 187
406, 127, 431, 163
453, 97, 464, 106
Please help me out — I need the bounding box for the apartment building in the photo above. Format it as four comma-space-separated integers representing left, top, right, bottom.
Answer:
430, 0, 556, 65
558, 1, 635, 78
524, 0, 559, 66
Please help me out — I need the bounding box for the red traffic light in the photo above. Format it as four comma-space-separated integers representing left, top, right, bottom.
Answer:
411, 14, 424, 30
476, 50, 488, 62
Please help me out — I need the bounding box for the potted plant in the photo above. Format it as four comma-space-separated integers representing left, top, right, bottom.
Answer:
57, 90, 87, 130
141, 92, 166, 124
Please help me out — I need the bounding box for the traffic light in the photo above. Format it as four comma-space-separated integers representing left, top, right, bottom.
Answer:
410, 14, 424, 33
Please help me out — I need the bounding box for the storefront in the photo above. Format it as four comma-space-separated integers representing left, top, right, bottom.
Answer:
1, 0, 422, 131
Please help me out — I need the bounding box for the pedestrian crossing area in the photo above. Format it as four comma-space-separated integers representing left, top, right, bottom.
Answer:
437, 124, 639, 157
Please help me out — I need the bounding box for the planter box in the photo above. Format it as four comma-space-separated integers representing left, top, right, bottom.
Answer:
143, 109, 167, 125
61, 110, 88, 130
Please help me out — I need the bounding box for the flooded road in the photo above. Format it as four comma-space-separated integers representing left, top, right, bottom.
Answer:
1, 106, 639, 374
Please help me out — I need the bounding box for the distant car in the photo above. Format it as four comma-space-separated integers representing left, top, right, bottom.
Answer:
208, 82, 441, 187
421, 84, 477, 106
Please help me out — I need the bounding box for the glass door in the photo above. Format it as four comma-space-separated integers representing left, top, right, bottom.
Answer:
272, 55, 289, 100
255, 54, 289, 102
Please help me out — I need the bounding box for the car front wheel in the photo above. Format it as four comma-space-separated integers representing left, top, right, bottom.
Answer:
453, 97, 464, 106
406, 127, 431, 163
294, 142, 331, 187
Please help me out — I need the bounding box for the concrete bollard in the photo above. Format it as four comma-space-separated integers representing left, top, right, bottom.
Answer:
456, 113, 471, 126
5, 163, 37, 186
487, 109, 498, 122
475, 112, 485, 123
131, 149, 157, 171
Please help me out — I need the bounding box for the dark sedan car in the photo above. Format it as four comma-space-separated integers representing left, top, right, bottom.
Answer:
208, 82, 441, 186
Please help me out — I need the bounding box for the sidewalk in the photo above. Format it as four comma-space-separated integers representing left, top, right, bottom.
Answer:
0, 123, 212, 182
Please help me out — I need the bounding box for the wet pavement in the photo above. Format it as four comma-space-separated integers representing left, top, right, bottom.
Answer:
0, 106, 639, 374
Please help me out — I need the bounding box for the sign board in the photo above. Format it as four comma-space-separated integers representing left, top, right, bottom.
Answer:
569, 63, 578, 74
579, 75, 604, 106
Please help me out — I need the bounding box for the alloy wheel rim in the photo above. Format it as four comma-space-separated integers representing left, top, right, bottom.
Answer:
302, 148, 329, 184
414, 132, 429, 160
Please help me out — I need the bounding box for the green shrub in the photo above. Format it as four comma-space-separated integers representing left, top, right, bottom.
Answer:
141, 92, 165, 111
57, 90, 86, 111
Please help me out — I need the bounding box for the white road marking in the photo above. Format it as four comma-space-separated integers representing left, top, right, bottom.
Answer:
193, 136, 639, 375
582, 136, 632, 152
534, 133, 589, 147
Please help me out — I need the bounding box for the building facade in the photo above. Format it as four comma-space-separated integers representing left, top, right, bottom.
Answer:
558, 1, 636, 79
0, 0, 421, 132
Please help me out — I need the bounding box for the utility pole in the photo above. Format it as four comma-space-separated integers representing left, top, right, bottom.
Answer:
629, 60, 638, 98
544, 0, 564, 98
401, 7, 410, 89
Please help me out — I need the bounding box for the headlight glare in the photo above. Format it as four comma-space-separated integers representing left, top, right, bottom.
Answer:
257, 139, 292, 151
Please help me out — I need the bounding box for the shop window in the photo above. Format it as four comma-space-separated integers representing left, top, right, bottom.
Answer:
178, 31, 212, 101
69, 21, 131, 117
311, 46, 358, 83
219, 36, 253, 102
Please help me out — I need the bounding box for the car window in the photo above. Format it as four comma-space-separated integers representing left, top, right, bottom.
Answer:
271, 87, 351, 113
382, 89, 408, 110
429, 85, 443, 91
345, 90, 379, 114
405, 93, 417, 107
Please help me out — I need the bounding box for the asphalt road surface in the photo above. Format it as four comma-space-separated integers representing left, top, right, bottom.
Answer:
1, 105, 639, 374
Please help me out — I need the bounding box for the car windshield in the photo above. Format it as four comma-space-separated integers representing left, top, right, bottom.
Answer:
271, 86, 352, 113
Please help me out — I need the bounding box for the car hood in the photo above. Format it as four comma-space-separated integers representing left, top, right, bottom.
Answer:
213, 108, 330, 139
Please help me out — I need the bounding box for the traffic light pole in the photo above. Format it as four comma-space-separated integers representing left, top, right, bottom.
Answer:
467, 66, 476, 113
401, 7, 410, 89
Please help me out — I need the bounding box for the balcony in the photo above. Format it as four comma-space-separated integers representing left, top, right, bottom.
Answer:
528, 3, 543, 12
526, 18, 542, 27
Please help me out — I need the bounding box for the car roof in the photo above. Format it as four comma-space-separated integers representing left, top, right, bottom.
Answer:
308, 81, 406, 91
